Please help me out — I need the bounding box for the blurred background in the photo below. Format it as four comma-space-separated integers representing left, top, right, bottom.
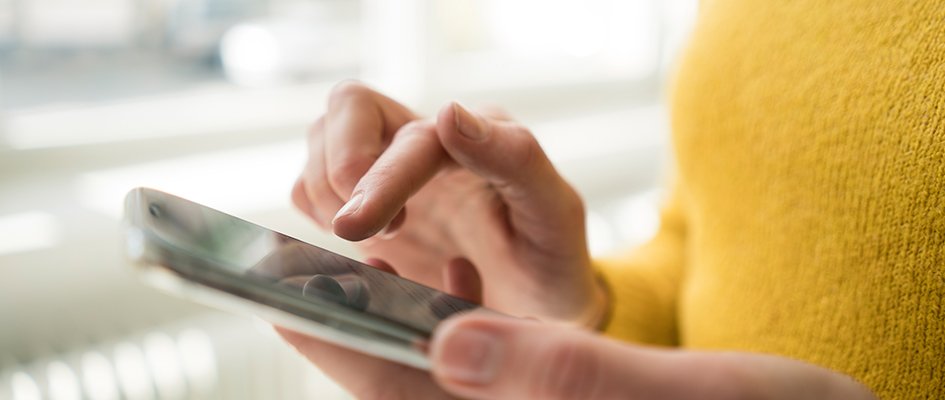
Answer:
0, 0, 697, 398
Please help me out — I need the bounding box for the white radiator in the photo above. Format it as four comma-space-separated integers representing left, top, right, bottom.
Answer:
0, 313, 350, 400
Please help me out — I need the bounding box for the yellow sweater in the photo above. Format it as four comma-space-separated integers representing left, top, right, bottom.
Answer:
598, 1, 945, 398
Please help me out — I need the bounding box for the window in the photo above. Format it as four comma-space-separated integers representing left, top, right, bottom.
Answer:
0, 1, 697, 398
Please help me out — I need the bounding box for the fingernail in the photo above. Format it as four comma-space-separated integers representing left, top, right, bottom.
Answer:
453, 103, 486, 140
333, 192, 364, 224
437, 327, 503, 385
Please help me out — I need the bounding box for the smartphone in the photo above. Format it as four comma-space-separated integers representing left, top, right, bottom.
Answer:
122, 187, 480, 370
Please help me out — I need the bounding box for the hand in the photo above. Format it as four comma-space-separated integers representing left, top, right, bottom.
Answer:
278, 313, 877, 400
291, 81, 605, 325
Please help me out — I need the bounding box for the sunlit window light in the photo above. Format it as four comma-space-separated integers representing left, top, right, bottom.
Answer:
586, 211, 618, 255
219, 18, 359, 88
487, 0, 607, 58
76, 140, 305, 219
21, 0, 133, 47
410, 0, 662, 97
80, 352, 120, 400
46, 361, 81, 400
1, 84, 326, 150
0, 211, 62, 255
535, 105, 665, 162
360, 0, 425, 101
613, 189, 662, 246
220, 24, 284, 87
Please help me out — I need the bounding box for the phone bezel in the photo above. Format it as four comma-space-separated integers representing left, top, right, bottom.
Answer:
123, 187, 434, 370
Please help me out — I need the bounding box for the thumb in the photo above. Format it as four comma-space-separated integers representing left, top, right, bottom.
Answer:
435, 103, 584, 238
429, 313, 675, 400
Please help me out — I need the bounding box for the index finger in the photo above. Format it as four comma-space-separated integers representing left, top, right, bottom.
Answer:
323, 81, 418, 199
332, 119, 449, 241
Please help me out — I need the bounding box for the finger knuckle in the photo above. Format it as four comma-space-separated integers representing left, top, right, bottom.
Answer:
399, 119, 435, 133
328, 156, 371, 191
301, 178, 338, 220
531, 339, 604, 400
507, 127, 542, 173
306, 116, 325, 140
397, 119, 438, 142
308, 176, 336, 204
563, 185, 587, 222
329, 80, 372, 103
364, 162, 400, 191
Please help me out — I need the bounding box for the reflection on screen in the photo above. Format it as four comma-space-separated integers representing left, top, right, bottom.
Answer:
138, 189, 478, 333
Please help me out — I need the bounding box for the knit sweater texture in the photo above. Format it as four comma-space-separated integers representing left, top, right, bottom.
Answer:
598, 2, 945, 398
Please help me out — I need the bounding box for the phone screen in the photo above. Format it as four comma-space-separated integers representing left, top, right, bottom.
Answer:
126, 188, 479, 337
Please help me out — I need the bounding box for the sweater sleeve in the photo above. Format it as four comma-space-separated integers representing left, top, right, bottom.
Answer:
596, 180, 687, 346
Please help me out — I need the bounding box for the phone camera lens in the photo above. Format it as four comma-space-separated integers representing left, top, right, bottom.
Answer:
148, 203, 162, 218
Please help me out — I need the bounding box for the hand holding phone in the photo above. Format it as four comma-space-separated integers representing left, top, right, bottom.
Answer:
124, 187, 481, 369
293, 82, 606, 328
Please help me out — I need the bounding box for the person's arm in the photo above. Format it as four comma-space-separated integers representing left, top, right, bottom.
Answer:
596, 179, 686, 345
282, 82, 876, 399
